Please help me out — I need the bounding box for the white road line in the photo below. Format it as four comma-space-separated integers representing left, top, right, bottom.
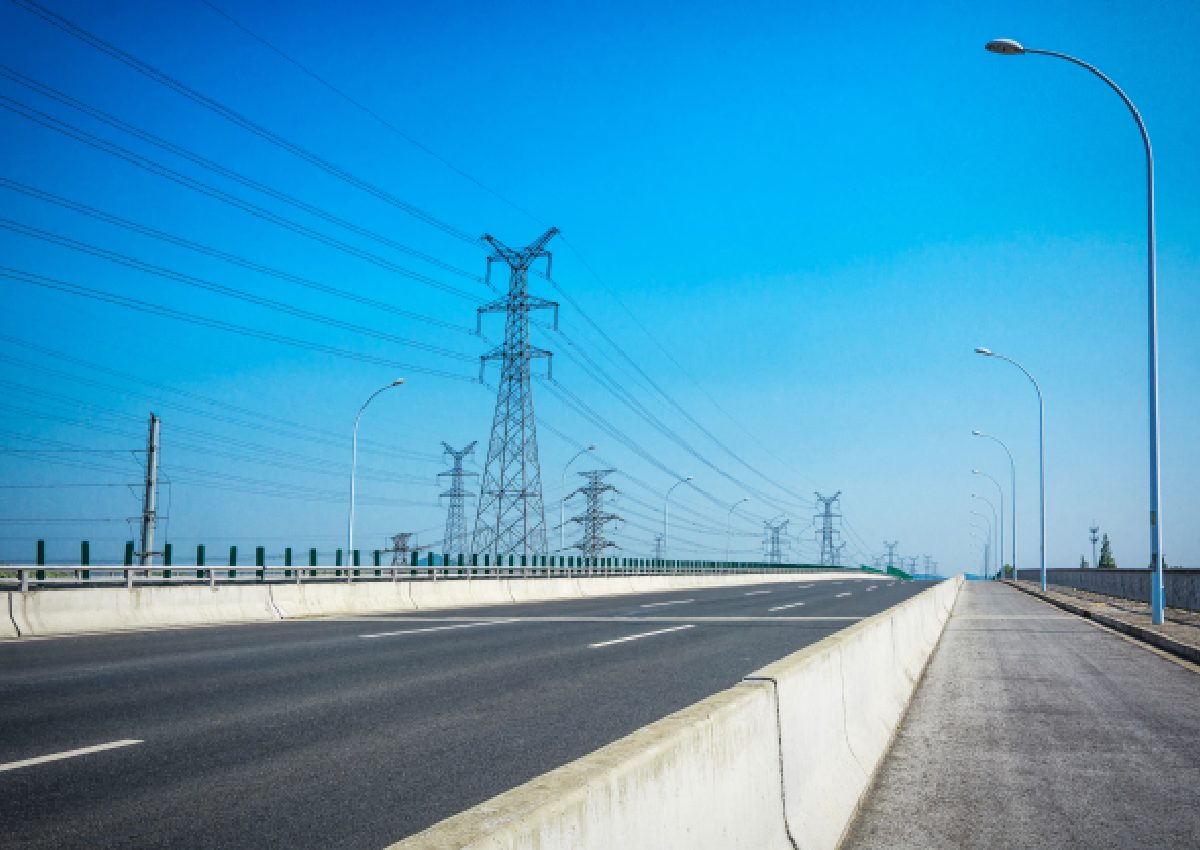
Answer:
743, 590, 771, 596
639, 599, 695, 608
867, 586, 877, 591
0, 739, 142, 773
797, 584, 814, 589
360, 619, 519, 639
589, 625, 694, 648
836, 592, 852, 598
768, 601, 806, 612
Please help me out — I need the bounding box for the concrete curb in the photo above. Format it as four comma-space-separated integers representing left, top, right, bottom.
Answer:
387, 576, 963, 850
1006, 580, 1200, 665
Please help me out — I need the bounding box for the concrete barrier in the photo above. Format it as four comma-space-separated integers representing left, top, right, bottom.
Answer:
390, 576, 963, 850
1017, 567, 1200, 612
10, 585, 278, 636
2, 592, 18, 638
3, 571, 876, 638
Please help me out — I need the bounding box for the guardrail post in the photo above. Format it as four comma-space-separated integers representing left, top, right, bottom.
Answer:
255, 546, 265, 581
80, 540, 90, 581
36, 539, 45, 568
228, 545, 237, 580
18, 567, 28, 592
124, 540, 134, 588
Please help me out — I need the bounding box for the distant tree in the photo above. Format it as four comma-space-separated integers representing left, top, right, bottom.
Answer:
1098, 533, 1117, 569
1080, 555, 1089, 569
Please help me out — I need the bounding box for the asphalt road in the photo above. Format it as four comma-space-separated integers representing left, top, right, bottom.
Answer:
1, 576, 928, 849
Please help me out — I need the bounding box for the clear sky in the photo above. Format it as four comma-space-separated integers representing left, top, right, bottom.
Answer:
1, 0, 1197, 571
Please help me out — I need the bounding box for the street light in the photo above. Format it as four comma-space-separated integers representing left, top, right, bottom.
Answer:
348, 380, 404, 579
975, 348, 1046, 591
985, 38, 1165, 622
971, 494, 999, 577
663, 476, 694, 561
968, 528, 990, 578
973, 430, 1017, 580
560, 444, 598, 553
969, 510, 993, 577
972, 470, 1005, 576
726, 498, 749, 562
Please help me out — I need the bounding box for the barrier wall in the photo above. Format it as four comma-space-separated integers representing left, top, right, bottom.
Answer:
3, 572, 867, 637
391, 576, 963, 850
1017, 568, 1200, 612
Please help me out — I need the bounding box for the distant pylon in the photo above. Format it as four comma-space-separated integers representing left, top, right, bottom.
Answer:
653, 534, 665, 560
439, 441, 478, 554
763, 517, 790, 564
387, 532, 415, 566
567, 469, 621, 559
884, 541, 899, 572
472, 228, 560, 556
833, 542, 847, 567
814, 491, 842, 566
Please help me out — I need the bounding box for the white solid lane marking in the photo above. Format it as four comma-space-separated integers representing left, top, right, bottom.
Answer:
639, 599, 695, 608
0, 739, 142, 773
743, 590, 771, 596
360, 619, 519, 639
836, 592, 852, 598
589, 624, 694, 648
768, 601, 806, 612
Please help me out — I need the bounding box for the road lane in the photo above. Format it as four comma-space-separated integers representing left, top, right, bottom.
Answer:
0, 577, 926, 849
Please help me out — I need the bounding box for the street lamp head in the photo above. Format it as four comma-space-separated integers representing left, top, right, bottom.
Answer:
985, 38, 1025, 55
587, 444, 598, 451
971, 469, 981, 474
391, 379, 405, 386
974, 347, 994, 356
971, 429, 984, 436
685, 475, 694, 481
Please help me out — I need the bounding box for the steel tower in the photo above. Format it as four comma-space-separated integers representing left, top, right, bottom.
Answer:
814, 491, 842, 566
567, 469, 621, 559
763, 518, 789, 564
439, 441, 477, 554
472, 228, 560, 556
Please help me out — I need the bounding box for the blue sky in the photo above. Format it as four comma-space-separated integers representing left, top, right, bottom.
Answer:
1, 0, 1197, 571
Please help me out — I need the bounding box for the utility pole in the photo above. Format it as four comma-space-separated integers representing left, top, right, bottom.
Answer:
814, 491, 842, 566
137, 413, 160, 571
567, 469, 621, 559
1089, 524, 1100, 569
763, 518, 789, 564
653, 534, 665, 560
439, 441, 478, 554
884, 541, 899, 572
473, 228, 559, 557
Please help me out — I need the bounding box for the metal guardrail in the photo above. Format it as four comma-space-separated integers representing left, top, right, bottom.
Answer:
0, 561, 854, 592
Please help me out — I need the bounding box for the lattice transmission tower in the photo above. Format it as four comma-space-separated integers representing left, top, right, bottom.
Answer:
472, 228, 560, 556
814, 491, 842, 566
387, 533, 415, 566
567, 469, 621, 559
763, 518, 790, 564
884, 540, 899, 572
439, 441, 477, 554
833, 542, 847, 567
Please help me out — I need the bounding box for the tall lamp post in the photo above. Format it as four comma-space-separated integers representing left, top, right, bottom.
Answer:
985, 37, 1164, 622
726, 498, 749, 562
969, 512, 993, 577
663, 476, 694, 561
348, 379, 404, 578
972, 470, 1005, 576
975, 348, 1046, 591
971, 494, 999, 578
560, 444, 597, 553
968, 528, 990, 579
974, 430, 1017, 579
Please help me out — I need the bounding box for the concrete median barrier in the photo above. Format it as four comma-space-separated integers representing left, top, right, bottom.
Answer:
2, 592, 18, 638
389, 575, 963, 850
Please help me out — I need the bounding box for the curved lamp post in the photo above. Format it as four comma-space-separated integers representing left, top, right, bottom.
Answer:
976, 348, 1045, 591
726, 497, 750, 562
348, 379, 404, 579
985, 37, 1164, 621
972, 494, 999, 577
560, 444, 597, 552
972, 470, 1005, 576
663, 476, 694, 561
974, 430, 1017, 579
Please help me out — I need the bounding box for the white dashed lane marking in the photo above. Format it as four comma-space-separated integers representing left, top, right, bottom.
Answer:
589, 625, 695, 648
640, 599, 695, 608
0, 740, 143, 773
768, 601, 806, 612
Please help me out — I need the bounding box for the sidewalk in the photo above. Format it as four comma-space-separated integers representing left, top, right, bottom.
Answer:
843, 582, 1200, 849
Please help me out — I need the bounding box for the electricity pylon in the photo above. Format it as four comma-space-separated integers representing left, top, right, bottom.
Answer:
764, 517, 790, 564
1089, 525, 1100, 569
567, 469, 621, 559
472, 228, 559, 556
814, 491, 842, 566
884, 541, 899, 572
439, 441, 477, 554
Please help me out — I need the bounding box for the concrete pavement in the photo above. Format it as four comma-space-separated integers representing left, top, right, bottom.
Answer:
844, 581, 1200, 849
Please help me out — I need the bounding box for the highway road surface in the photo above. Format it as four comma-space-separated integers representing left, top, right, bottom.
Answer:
0, 576, 929, 849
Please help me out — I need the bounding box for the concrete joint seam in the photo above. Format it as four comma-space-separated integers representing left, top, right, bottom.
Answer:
743, 674, 800, 850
